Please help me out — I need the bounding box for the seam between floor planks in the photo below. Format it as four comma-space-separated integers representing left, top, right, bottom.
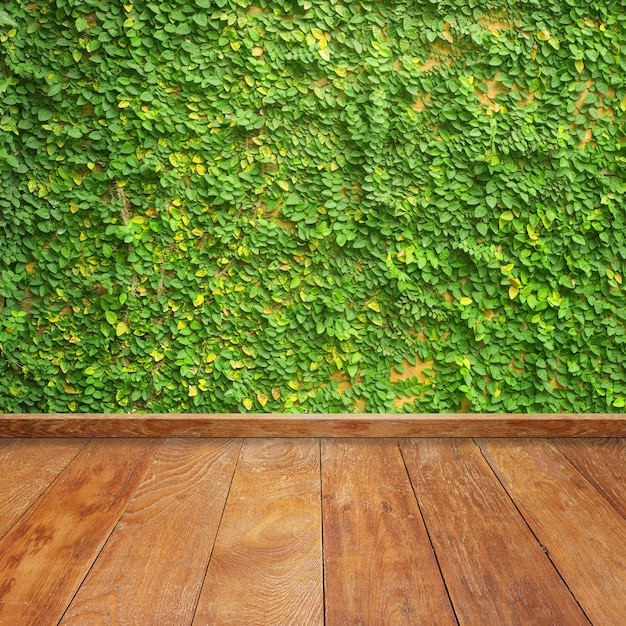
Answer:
189, 439, 244, 626
1, 438, 626, 625
471, 438, 592, 624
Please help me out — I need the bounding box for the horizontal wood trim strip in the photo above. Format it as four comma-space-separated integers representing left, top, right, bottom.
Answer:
1, 413, 626, 437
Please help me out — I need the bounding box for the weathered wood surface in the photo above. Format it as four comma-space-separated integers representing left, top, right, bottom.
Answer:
400, 438, 589, 625
1, 438, 626, 624
479, 438, 626, 626
2, 412, 626, 437
59, 439, 241, 626
555, 438, 626, 518
0, 438, 86, 539
193, 439, 323, 625
0, 439, 153, 625
321, 438, 456, 625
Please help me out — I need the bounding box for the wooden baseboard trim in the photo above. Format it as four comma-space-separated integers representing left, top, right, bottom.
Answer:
1, 413, 625, 438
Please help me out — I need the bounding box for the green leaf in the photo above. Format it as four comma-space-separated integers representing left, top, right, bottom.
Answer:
499, 211, 514, 229
105, 311, 117, 325
75, 17, 88, 32
116, 321, 128, 336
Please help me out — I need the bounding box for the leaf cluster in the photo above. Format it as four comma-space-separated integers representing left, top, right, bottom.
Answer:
1, 0, 625, 413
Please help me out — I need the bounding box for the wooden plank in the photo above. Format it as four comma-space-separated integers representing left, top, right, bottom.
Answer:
555, 438, 626, 518
58, 439, 241, 625
322, 438, 456, 625
400, 438, 589, 625
192, 439, 323, 625
0, 439, 152, 625
2, 413, 626, 437
479, 438, 626, 626
0, 439, 86, 539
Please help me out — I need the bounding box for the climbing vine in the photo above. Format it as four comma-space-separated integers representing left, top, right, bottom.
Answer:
1, 0, 625, 413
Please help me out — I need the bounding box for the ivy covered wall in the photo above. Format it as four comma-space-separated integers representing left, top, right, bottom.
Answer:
1, 0, 625, 413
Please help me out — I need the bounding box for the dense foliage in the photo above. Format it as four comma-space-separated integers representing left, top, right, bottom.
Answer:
1, 0, 625, 413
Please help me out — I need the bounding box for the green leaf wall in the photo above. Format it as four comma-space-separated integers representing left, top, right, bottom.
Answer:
1, 0, 625, 413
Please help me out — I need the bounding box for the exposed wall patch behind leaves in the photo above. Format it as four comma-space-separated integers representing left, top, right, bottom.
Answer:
1, 0, 625, 413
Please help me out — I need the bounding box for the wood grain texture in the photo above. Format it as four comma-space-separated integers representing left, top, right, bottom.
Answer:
400, 438, 589, 625
479, 438, 626, 626
59, 439, 241, 626
0, 439, 86, 539
321, 438, 456, 625
0, 439, 152, 625
555, 438, 626, 518
193, 439, 323, 625
2, 413, 626, 437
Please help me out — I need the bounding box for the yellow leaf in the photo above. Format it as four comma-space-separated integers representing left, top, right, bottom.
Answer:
536, 30, 550, 41
188, 385, 198, 397
118, 100, 130, 108
311, 28, 324, 39
575, 59, 584, 73
318, 36, 327, 50
442, 30, 453, 44
257, 392, 268, 407
193, 293, 204, 307
168, 154, 179, 167
277, 180, 290, 191
459, 297, 472, 306
116, 321, 128, 336
230, 41, 241, 51
62, 382, 80, 394
494, 387, 501, 398
271, 387, 281, 400
509, 286, 519, 299
150, 350, 165, 362
242, 398, 253, 410
319, 48, 330, 61
620, 96, 626, 112
366, 301, 381, 312
206, 353, 217, 363
251, 47, 263, 57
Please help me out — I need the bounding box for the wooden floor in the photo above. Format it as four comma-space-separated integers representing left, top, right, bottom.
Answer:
1, 438, 626, 625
